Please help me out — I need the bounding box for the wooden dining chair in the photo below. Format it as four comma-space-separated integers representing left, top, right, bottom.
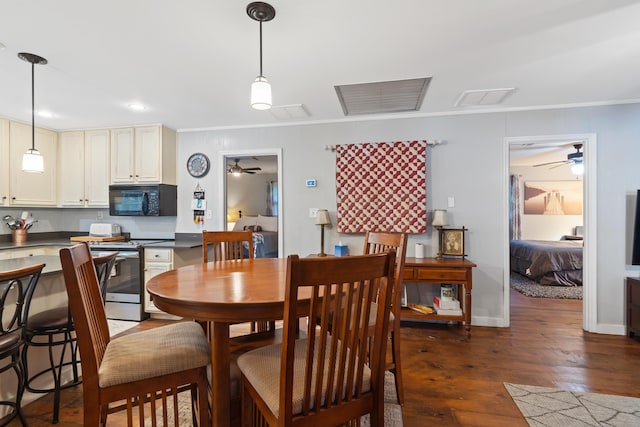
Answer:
202, 230, 254, 263
60, 243, 210, 426
202, 230, 274, 333
237, 251, 396, 427
363, 230, 408, 405
0, 263, 45, 427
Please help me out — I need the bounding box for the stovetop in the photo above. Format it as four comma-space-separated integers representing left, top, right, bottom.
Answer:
88, 239, 167, 249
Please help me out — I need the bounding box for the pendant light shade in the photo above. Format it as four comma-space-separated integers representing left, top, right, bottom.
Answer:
251, 76, 272, 110
247, 2, 275, 110
18, 52, 48, 173
22, 148, 44, 173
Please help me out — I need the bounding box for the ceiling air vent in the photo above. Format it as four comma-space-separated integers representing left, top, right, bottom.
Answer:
454, 88, 516, 107
269, 104, 310, 120
335, 77, 431, 116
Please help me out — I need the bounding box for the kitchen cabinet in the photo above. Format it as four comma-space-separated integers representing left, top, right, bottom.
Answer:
59, 129, 110, 207
110, 125, 176, 184
0, 119, 9, 206
8, 121, 57, 206
143, 246, 200, 317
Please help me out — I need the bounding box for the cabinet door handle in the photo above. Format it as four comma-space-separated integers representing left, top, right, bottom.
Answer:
129, 174, 133, 178
135, 174, 139, 178
1, 196, 6, 200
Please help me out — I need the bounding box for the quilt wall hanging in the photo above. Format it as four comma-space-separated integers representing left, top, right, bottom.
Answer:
336, 140, 427, 233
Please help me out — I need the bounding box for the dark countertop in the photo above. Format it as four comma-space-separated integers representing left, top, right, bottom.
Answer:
0, 239, 73, 251
142, 239, 202, 249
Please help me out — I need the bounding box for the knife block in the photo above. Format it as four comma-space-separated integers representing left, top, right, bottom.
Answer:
12, 229, 27, 245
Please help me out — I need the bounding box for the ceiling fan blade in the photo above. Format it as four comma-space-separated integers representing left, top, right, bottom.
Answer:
242, 167, 262, 171
244, 170, 257, 174
549, 161, 571, 170
533, 160, 569, 167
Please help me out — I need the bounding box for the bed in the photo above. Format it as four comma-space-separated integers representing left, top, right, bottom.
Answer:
233, 214, 279, 258
510, 239, 583, 286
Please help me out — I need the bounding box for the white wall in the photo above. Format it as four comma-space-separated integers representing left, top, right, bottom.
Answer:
227, 172, 278, 218
177, 103, 640, 333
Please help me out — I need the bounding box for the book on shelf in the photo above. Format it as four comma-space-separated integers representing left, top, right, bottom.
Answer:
434, 307, 463, 316
433, 296, 460, 310
406, 303, 434, 314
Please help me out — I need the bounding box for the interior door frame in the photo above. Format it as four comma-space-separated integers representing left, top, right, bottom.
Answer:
503, 133, 597, 332
217, 148, 284, 257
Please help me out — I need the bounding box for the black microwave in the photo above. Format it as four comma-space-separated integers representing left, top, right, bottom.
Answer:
109, 184, 177, 216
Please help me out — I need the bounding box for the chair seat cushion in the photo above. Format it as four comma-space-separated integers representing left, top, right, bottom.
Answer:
99, 322, 210, 388
0, 330, 21, 353
27, 306, 72, 331
237, 337, 371, 417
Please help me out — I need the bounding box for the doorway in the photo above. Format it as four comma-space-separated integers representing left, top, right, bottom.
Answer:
503, 134, 597, 331
217, 149, 283, 258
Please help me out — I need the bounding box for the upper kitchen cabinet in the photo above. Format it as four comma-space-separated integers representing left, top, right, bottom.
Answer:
0, 119, 9, 206
59, 129, 110, 207
110, 125, 176, 184
8, 121, 57, 206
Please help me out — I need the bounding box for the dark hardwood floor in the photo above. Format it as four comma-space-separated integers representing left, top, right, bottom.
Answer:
5, 289, 640, 426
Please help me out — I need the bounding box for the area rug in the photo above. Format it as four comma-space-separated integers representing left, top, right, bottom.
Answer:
145, 371, 403, 426
510, 272, 582, 300
505, 383, 640, 426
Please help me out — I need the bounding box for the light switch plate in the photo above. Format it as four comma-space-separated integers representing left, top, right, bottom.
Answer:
309, 208, 319, 218
448, 197, 455, 208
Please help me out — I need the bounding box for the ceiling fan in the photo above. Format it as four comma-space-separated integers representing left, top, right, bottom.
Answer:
227, 158, 262, 175
533, 143, 583, 169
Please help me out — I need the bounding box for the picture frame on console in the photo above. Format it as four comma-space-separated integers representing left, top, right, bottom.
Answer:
439, 228, 466, 257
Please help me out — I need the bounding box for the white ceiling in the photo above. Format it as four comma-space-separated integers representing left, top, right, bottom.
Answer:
2, 0, 640, 132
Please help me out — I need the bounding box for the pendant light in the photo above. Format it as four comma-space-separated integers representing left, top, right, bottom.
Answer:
18, 52, 48, 173
247, 2, 275, 110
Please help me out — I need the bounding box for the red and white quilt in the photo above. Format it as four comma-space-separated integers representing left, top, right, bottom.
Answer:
336, 140, 427, 233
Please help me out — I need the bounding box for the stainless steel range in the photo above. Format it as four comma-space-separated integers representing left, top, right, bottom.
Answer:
89, 240, 165, 321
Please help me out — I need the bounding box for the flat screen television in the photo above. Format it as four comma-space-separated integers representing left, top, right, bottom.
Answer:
633, 189, 640, 265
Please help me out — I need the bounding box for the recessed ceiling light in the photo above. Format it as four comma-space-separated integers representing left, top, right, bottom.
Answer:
127, 103, 146, 111
37, 110, 53, 118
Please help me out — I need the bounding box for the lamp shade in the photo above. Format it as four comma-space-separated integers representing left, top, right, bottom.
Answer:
251, 76, 272, 110
315, 209, 331, 225
432, 209, 448, 227
22, 148, 44, 173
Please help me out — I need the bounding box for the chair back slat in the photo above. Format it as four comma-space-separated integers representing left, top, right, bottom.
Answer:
202, 230, 254, 262
281, 251, 395, 421
60, 243, 111, 388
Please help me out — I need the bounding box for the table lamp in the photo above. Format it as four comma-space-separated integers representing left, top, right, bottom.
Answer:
432, 209, 448, 258
315, 209, 331, 257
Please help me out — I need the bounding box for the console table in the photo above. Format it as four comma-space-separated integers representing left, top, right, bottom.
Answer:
401, 257, 477, 337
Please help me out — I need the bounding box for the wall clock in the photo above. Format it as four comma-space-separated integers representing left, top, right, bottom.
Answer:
186, 153, 210, 178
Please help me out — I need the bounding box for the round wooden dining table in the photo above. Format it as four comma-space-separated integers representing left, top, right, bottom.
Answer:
146, 257, 309, 427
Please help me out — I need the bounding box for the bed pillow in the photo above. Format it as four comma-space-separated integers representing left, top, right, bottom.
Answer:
233, 216, 258, 231
257, 215, 278, 232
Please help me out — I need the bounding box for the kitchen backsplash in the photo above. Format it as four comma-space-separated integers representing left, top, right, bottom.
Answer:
0, 207, 177, 239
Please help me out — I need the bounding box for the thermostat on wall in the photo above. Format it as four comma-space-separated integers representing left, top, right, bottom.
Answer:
305, 179, 317, 187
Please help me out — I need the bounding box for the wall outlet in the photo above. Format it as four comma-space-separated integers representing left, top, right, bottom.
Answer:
309, 208, 319, 218
206, 209, 212, 219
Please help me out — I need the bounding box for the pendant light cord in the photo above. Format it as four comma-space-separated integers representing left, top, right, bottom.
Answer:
259, 20, 263, 77
31, 61, 35, 151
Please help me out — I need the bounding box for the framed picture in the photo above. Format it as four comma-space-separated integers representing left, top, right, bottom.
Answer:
439, 227, 466, 257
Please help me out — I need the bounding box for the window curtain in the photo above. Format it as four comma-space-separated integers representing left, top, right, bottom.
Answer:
336, 140, 427, 233
266, 180, 277, 216
510, 174, 522, 240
